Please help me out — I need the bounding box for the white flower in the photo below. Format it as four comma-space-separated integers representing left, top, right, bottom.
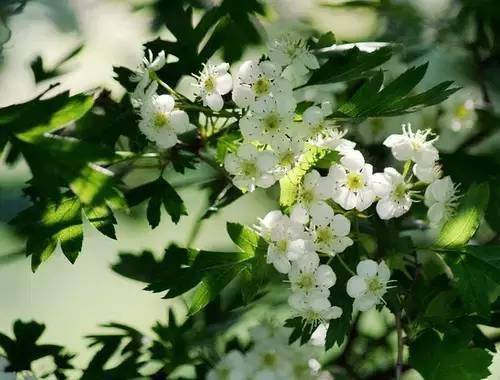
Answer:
309, 203, 353, 256
130, 50, 166, 103
224, 143, 278, 192
239, 96, 294, 145
424, 176, 460, 228
290, 170, 331, 224
272, 138, 304, 179
207, 350, 247, 380
138, 94, 190, 149
288, 291, 342, 323
232, 60, 296, 112
383, 123, 439, 167
246, 342, 291, 380
309, 128, 356, 154
371, 168, 413, 220
288, 253, 336, 295
413, 163, 442, 184
268, 34, 319, 84
441, 95, 477, 132
327, 150, 376, 211
346, 260, 391, 311
301, 102, 333, 139
193, 63, 233, 111
257, 210, 313, 273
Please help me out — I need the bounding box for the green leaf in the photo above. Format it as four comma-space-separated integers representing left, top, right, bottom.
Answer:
279, 145, 332, 208
435, 182, 490, 248
10, 195, 117, 271
440, 245, 500, 315
305, 46, 392, 86
334, 64, 459, 118
409, 329, 492, 380
126, 177, 187, 228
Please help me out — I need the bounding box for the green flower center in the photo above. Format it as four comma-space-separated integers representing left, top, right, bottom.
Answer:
276, 239, 288, 253
264, 113, 280, 131
346, 172, 364, 190
262, 352, 278, 367
300, 189, 315, 205
153, 112, 169, 128
204, 75, 216, 92
280, 151, 295, 167
297, 273, 315, 291
217, 367, 230, 380
392, 183, 407, 200
252, 77, 271, 96
316, 226, 333, 245
241, 161, 257, 177
366, 277, 384, 294
455, 103, 471, 120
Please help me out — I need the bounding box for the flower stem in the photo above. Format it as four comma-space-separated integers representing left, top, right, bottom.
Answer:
337, 254, 355, 276
395, 311, 404, 380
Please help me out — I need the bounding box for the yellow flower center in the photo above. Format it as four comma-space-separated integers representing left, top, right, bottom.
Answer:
297, 273, 315, 291
300, 189, 315, 205
262, 352, 278, 367
241, 161, 257, 177
153, 112, 169, 128
264, 113, 280, 131
392, 183, 407, 200
280, 151, 295, 167
367, 277, 384, 293
316, 226, 333, 245
204, 75, 216, 92
455, 103, 471, 120
346, 172, 364, 190
252, 77, 271, 96
276, 240, 288, 253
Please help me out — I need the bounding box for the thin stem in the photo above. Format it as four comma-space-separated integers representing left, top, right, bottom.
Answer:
395, 312, 404, 380
337, 254, 355, 276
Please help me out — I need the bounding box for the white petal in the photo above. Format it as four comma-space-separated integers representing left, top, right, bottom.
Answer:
291, 203, 309, 224
288, 239, 311, 260
315, 265, 336, 288
376, 198, 397, 220
346, 276, 367, 298
377, 261, 391, 282
310, 203, 335, 227
232, 85, 255, 108
238, 60, 261, 83
224, 153, 241, 174
256, 174, 277, 188
288, 292, 308, 311
340, 150, 365, 171
256, 151, 278, 171
331, 214, 351, 236
260, 60, 281, 79
169, 110, 190, 134
155, 129, 177, 149
303, 106, 323, 127
303, 170, 320, 189
356, 259, 378, 277
355, 189, 375, 212
205, 92, 224, 111
239, 116, 262, 141
156, 94, 175, 113
272, 255, 291, 274
237, 143, 258, 160
353, 294, 378, 311
383, 134, 405, 148
324, 306, 343, 319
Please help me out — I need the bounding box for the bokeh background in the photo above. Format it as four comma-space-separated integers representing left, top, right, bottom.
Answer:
0, 0, 499, 378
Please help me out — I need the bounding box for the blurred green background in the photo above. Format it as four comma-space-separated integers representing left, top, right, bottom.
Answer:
0, 0, 499, 378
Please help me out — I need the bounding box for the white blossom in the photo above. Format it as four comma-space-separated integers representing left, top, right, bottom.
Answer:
383, 123, 439, 167
257, 210, 313, 273
288, 253, 336, 296
291, 170, 331, 224
268, 34, 319, 84
272, 138, 304, 179
239, 96, 294, 145
309, 203, 353, 256
224, 143, 278, 192
327, 150, 376, 211
309, 128, 356, 154
138, 94, 190, 149
424, 176, 460, 228
207, 350, 248, 380
193, 63, 233, 111
232, 60, 295, 112
440, 94, 478, 132
372, 168, 413, 220
346, 260, 391, 311
301, 102, 333, 139
246, 341, 292, 380
288, 291, 342, 323
130, 50, 166, 103
413, 163, 442, 184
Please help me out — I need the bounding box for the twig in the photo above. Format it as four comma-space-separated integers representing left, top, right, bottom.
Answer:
395, 312, 404, 380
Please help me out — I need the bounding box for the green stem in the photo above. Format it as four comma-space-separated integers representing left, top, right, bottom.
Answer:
337, 254, 355, 276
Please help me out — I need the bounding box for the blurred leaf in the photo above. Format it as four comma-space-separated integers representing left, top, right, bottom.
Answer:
0, 320, 73, 374
126, 176, 187, 228
30, 44, 83, 83
409, 328, 492, 380
435, 182, 489, 248
10, 195, 117, 271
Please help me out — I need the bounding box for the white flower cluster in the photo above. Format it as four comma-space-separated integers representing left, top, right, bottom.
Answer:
206, 324, 327, 380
